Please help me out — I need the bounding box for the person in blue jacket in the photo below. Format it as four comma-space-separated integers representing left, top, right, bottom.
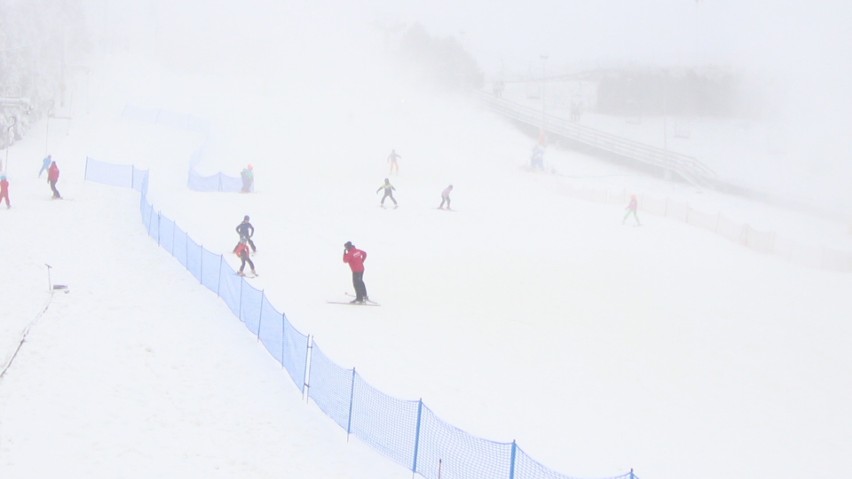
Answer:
39, 154, 52, 177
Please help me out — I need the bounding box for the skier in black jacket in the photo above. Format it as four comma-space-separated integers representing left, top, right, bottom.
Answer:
235, 215, 256, 253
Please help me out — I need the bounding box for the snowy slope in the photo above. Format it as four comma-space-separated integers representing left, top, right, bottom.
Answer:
2, 3, 852, 478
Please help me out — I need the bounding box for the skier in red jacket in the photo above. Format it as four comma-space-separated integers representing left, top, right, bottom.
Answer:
47, 161, 61, 199
234, 237, 256, 276
623, 194, 640, 226
343, 241, 369, 303
0, 175, 9, 208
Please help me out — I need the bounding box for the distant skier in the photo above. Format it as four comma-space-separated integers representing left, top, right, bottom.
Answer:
530, 144, 545, 170
0, 175, 9, 208
235, 215, 256, 253
240, 164, 254, 193
234, 237, 257, 277
376, 178, 398, 208
39, 154, 52, 178
47, 160, 61, 199
623, 194, 641, 226
438, 184, 453, 210
343, 241, 368, 303
387, 149, 400, 175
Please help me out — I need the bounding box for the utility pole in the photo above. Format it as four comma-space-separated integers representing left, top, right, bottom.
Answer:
540, 54, 548, 129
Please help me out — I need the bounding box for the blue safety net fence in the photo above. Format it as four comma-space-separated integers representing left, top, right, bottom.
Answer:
121, 105, 245, 193
83, 110, 640, 479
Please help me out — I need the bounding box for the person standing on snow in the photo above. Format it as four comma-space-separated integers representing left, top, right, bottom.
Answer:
39, 154, 52, 178
376, 178, 398, 208
438, 184, 453, 210
343, 241, 368, 303
234, 237, 257, 276
240, 164, 254, 193
47, 160, 61, 199
235, 215, 256, 253
0, 175, 10, 208
387, 149, 400, 175
623, 194, 641, 226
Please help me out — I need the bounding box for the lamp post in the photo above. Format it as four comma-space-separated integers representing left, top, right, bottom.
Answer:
3, 120, 15, 173
539, 55, 547, 144
539, 54, 548, 130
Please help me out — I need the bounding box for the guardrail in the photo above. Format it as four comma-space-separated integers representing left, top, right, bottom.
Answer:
478, 92, 715, 187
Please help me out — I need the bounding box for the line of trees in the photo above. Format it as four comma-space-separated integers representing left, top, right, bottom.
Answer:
395, 23, 484, 93
0, 0, 89, 146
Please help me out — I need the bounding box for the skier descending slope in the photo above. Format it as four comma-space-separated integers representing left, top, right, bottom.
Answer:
623, 194, 641, 226
376, 178, 398, 208
235, 215, 256, 254
342, 241, 369, 303
438, 184, 453, 210
234, 237, 257, 277
0, 175, 10, 208
47, 160, 61, 199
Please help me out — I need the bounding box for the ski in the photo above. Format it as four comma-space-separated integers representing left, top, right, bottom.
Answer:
327, 301, 380, 307
343, 292, 380, 305
236, 272, 259, 278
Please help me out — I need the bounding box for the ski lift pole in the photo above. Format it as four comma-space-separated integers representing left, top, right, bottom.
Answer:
45, 264, 53, 291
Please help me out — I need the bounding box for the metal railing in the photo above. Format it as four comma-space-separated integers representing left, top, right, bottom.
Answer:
478, 92, 716, 187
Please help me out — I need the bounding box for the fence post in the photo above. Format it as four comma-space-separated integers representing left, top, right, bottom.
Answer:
346, 368, 356, 440
302, 332, 311, 397
145, 205, 154, 238
411, 399, 424, 476
256, 291, 264, 341
171, 220, 176, 256
216, 255, 224, 297
237, 268, 244, 322
199, 244, 203, 284
84, 157, 89, 180
131, 165, 135, 190
509, 440, 517, 479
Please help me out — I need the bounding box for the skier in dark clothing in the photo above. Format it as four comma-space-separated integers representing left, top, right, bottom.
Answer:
376, 178, 397, 208
438, 184, 453, 210
343, 241, 368, 303
235, 215, 256, 253
234, 237, 256, 276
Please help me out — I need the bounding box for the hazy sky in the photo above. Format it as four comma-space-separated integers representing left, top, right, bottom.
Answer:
359, 0, 852, 76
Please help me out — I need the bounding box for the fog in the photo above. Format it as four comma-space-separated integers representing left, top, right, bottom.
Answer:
4, 0, 848, 214
2, 1, 852, 478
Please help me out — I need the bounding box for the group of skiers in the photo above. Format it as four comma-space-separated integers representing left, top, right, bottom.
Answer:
0, 154, 62, 209
375, 177, 454, 211
229, 212, 372, 305
230, 148, 640, 305
377, 150, 455, 211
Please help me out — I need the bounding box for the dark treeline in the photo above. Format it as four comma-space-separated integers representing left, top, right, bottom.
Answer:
0, 0, 89, 109
396, 23, 484, 93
